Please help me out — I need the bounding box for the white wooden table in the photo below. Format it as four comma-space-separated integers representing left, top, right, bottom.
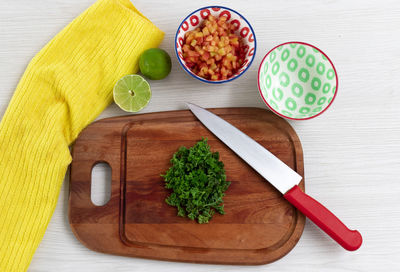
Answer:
1, 0, 400, 271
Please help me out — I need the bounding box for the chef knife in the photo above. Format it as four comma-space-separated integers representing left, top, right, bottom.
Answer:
187, 103, 362, 251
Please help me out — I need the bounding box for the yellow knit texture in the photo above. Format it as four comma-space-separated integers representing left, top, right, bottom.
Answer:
0, 0, 164, 270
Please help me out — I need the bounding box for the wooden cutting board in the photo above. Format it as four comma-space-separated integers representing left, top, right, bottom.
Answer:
69, 107, 305, 265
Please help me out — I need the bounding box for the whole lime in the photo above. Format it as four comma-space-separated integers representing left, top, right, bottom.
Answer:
139, 48, 172, 80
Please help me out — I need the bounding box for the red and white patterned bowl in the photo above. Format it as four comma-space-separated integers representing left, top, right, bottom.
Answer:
175, 6, 257, 84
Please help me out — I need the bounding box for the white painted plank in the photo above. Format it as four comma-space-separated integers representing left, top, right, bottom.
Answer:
0, 0, 399, 271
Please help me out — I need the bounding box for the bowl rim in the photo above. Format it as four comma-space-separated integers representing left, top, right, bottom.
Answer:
174, 5, 257, 84
257, 41, 339, 120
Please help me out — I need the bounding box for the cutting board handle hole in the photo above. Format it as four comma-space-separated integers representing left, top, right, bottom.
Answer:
91, 162, 112, 206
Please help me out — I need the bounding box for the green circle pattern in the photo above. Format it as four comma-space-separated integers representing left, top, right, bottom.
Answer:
322, 83, 330, 94
299, 106, 310, 114
317, 62, 325, 75
270, 51, 276, 62
311, 77, 321, 91
298, 68, 309, 83
285, 98, 297, 110
281, 49, 290, 61
297, 46, 306, 58
292, 83, 303, 97
272, 62, 280, 75
306, 54, 315, 67
280, 72, 290, 87
287, 58, 298, 72
259, 43, 337, 118
305, 93, 316, 105
273, 88, 284, 101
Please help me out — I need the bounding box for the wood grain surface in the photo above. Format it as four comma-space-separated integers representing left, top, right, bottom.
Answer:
1, 0, 400, 271
69, 108, 305, 264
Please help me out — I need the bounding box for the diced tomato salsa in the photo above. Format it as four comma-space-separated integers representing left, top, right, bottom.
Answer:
182, 15, 246, 81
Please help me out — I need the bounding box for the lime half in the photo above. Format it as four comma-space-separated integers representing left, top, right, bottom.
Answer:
113, 75, 151, 112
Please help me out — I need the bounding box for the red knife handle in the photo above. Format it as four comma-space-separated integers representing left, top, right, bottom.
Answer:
284, 185, 362, 251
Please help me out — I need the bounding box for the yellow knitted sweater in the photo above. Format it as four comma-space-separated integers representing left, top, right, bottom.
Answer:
0, 0, 164, 270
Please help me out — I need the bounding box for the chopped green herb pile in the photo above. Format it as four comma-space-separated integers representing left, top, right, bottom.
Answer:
162, 138, 230, 224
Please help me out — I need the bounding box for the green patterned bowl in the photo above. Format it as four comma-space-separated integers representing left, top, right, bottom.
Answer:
258, 42, 338, 120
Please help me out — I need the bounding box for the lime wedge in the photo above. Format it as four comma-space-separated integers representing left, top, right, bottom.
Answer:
113, 75, 151, 112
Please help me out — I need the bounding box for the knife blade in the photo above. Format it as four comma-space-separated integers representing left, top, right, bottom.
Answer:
187, 103, 362, 251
